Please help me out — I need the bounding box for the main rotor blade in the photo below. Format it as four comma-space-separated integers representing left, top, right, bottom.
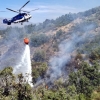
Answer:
19, 0, 30, 11
22, 8, 39, 13
29, 8, 39, 12
6, 8, 19, 13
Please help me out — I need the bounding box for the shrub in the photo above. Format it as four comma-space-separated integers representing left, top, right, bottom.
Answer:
33, 50, 46, 62
30, 34, 49, 47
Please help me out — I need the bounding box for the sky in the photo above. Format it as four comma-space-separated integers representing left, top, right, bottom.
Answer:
0, 0, 100, 24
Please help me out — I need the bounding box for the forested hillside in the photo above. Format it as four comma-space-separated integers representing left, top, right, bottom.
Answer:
0, 6, 100, 100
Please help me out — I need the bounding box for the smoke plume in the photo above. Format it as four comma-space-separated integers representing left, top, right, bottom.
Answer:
46, 22, 96, 82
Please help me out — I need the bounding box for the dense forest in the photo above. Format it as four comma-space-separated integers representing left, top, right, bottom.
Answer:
0, 6, 100, 100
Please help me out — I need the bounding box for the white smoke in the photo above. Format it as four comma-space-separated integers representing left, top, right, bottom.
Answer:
0, 26, 31, 70
47, 23, 96, 82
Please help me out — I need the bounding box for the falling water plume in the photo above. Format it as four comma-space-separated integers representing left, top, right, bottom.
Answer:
13, 45, 33, 87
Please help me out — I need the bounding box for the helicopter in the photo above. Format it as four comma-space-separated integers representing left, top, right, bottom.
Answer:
3, 0, 38, 25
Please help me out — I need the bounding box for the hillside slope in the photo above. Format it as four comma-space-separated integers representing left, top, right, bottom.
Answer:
0, 5, 100, 100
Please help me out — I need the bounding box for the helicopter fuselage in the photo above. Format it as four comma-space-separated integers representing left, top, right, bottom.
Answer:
3, 13, 32, 25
